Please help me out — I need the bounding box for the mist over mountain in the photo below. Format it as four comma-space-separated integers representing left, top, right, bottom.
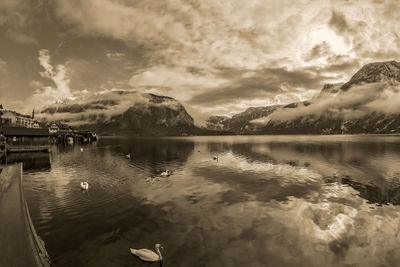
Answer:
207, 61, 400, 134
39, 90, 200, 135
206, 106, 281, 133
206, 115, 231, 131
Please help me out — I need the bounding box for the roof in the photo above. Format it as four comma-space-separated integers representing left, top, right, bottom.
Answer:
0, 127, 49, 136
0, 109, 33, 119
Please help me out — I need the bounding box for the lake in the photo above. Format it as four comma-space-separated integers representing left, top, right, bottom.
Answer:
22, 135, 400, 266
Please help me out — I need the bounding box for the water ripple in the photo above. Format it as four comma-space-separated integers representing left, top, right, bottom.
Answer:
22, 136, 400, 267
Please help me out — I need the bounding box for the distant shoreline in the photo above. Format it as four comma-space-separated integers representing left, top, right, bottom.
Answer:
98, 133, 400, 138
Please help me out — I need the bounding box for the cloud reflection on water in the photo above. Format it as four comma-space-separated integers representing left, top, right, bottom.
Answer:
23, 136, 400, 266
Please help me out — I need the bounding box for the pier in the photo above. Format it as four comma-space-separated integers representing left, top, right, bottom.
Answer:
7, 146, 50, 153
0, 163, 51, 266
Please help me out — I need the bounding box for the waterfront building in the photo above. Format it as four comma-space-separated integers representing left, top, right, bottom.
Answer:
49, 123, 60, 134
0, 106, 39, 128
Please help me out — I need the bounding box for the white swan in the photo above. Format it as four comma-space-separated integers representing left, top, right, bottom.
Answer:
80, 148, 84, 152
80, 181, 89, 190
130, 244, 163, 262
125, 154, 131, 159
160, 170, 171, 177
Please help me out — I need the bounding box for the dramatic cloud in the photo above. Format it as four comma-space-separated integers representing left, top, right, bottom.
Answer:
189, 67, 325, 118
329, 10, 352, 35
1, 0, 400, 122
129, 66, 228, 101
321, 59, 361, 73
32, 49, 73, 106
0, 58, 6, 74
0, 0, 38, 45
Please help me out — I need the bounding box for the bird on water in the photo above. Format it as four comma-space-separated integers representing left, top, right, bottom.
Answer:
160, 170, 172, 177
80, 181, 89, 190
130, 244, 163, 262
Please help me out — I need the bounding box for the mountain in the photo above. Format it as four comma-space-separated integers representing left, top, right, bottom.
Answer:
207, 60, 400, 135
228, 106, 282, 133
262, 112, 400, 135
340, 61, 400, 91
39, 91, 202, 136
260, 60, 400, 134
206, 106, 281, 133
206, 115, 230, 131
317, 83, 343, 96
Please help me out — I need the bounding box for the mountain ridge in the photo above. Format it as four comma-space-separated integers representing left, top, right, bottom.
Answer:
341, 61, 400, 90
206, 60, 400, 134
39, 91, 203, 136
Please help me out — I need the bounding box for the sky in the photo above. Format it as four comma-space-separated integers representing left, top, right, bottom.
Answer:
0, 0, 400, 124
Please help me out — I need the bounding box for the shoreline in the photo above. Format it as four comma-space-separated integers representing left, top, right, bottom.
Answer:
98, 133, 400, 138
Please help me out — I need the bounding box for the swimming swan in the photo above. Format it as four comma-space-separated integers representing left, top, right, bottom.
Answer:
80, 181, 89, 190
130, 244, 163, 262
160, 170, 172, 177
125, 154, 131, 159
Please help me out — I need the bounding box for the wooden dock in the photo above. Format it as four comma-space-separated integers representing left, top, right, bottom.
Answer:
0, 163, 51, 266
7, 146, 50, 153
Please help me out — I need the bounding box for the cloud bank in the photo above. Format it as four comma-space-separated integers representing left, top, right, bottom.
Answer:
37, 89, 189, 126
252, 81, 400, 125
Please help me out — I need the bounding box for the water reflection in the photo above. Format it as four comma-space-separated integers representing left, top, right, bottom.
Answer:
23, 136, 400, 266
97, 137, 195, 178
342, 175, 400, 206
227, 138, 400, 205
7, 152, 51, 171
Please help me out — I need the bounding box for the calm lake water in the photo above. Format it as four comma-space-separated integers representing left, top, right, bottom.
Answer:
21, 135, 400, 267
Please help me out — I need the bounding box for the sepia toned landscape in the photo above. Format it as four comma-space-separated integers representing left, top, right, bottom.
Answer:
2, 1, 400, 266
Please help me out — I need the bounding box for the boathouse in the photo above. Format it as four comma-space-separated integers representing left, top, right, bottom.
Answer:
0, 127, 49, 147
49, 123, 59, 134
